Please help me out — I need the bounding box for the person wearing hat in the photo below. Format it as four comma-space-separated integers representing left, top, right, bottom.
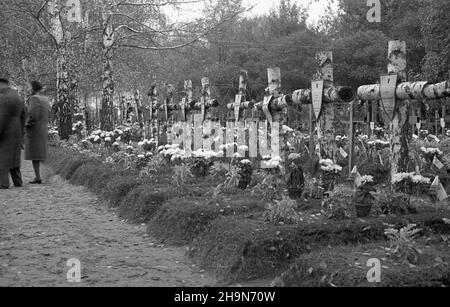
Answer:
24, 81, 51, 184
0, 77, 25, 189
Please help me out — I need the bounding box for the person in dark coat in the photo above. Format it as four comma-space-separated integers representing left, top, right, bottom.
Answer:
0, 77, 25, 189
24, 81, 50, 184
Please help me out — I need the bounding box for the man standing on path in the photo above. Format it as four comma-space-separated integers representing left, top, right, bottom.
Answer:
0, 77, 25, 189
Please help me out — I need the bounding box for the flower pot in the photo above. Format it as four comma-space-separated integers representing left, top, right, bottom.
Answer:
355, 203, 372, 218
238, 180, 249, 190
288, 188, 303, 200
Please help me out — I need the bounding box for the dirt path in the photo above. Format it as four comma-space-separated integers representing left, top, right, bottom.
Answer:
0, 156, 215, 287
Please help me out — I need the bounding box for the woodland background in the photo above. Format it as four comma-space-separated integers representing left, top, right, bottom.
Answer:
0, 0, 449, 136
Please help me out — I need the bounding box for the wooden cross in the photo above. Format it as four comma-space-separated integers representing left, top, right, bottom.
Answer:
181, 80, 193, 121
163, 83, 169, 121
264, 68, 282, 123
134, 89, 141, 123
201, 77, 210, 121
160, 83, 177, 122
227, 70, 253, 122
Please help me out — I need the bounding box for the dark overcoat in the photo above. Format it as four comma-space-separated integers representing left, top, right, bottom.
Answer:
0, 87, 25, 170
25, 95, 50, 161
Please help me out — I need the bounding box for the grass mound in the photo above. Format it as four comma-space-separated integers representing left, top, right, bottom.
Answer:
273, 242, 450, 287
47, 146, 75, 174
190, 211, 450, 284
117, 185, 169, 224
99, 175, 144, 207
148, 194, 265, 246
69, 160, 115, 193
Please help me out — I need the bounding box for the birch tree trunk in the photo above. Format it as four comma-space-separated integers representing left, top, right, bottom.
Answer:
357, 81, 450, 101
100, 2, 115, 131
388, 40, 410, 176
390, 100, 410, 174
318, 52, 335, 135
56, 47, 73, 140
49, 0, 73, 140
292, 86, 355, 105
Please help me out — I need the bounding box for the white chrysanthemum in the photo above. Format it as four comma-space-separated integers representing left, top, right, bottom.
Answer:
391, 173, 413, 184
358, 135, 369, 141
288, 153, 301, 160
168, 144, 180, 150
192, 149, 218, 160
113, 142, 120, 147
282, 125, 294, 133
241, 159, 252, 165
420, 147, 442, 155
392, 172, 431, 185
410, 174, 430, 184
169, 149, 187, 161
265, 156, 282, 168
238, 145, 249, 152
320, 159, 342, 172
320, 159, 334, 165
428, 134, 440, 143
361, 175, 374, 184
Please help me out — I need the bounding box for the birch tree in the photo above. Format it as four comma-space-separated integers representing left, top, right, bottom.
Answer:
19, 0, 87, 139
91, 0, 243, 131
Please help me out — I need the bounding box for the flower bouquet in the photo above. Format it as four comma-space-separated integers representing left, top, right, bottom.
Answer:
368, 139, 390, 151
190, 149, 219, 178
159, 144, 186, 165
320, 159, 342, 192
353, 175, 377, 218
420, 147, 443, 165
237, 159, 254, 190
286, 153, 305, 200
138, 139, 157, 152
335, 135, 349, 149
392, 172, 431, 197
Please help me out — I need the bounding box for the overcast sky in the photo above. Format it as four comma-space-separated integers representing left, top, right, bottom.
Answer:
166, 0, 338, 26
